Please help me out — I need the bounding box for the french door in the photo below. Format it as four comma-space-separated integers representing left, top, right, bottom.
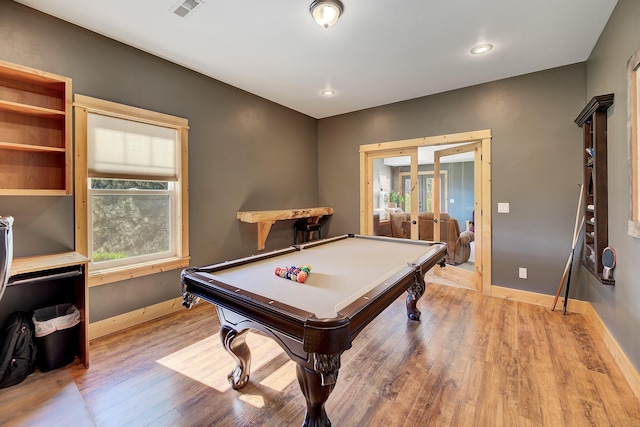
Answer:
432, 143, 481, 289
362, 148, 419, 239
360, 130, 492, 294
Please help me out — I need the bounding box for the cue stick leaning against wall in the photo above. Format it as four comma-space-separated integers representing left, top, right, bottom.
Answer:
551, 184, 583, 312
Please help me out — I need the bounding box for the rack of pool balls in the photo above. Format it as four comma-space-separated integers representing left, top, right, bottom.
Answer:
274, 265, 311, 283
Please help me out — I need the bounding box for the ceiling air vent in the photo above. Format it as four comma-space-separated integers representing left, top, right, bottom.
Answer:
171, 0, 204, 18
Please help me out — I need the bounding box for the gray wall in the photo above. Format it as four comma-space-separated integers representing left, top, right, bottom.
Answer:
583, 0, 640, 371
318, 64, 587, 298
0, 1, 318, 321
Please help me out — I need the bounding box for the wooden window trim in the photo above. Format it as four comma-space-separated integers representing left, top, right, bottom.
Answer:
74, 95, 190, 284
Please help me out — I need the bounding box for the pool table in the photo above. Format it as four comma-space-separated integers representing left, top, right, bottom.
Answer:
181, 234, 447, 427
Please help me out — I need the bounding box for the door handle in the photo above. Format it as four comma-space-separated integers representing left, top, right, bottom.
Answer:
412, 220, 417, 224
434, 218, 439, 223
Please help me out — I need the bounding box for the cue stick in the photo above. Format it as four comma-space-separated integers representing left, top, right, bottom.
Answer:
561, 215, 584, 314
551, 216, 583, 311
551, 184, 583, 311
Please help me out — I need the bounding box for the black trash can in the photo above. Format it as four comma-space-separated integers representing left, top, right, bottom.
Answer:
32, 303, 80, 372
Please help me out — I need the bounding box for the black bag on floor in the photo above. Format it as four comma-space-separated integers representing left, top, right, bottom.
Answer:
0, 311, 37, 388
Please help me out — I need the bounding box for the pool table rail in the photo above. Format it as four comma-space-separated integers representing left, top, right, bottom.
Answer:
182, 270, 355, 358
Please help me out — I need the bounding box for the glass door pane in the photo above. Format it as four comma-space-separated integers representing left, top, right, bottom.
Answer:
370, 152, 417, 239
432, 143, 478, 289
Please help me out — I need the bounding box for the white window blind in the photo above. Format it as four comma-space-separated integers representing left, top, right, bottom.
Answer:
87, 113, 179, 181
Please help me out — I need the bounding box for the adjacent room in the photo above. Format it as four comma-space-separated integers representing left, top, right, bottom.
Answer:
1, 0, 639, 425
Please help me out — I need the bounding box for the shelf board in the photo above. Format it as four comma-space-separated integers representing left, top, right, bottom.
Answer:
0, 59, 68, 88
0, 141, 65, 153
0, 99, 65, 118
582, 261, 615, 286
0, 188, 69, 196
574, 93, 614, 126
10, 252, 89, 277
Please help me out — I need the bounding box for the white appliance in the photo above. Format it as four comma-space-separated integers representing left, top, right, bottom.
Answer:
0, 216, 14, 302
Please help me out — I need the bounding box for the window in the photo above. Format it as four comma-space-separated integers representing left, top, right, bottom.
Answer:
399, 171, 448, 213
74, 95, 189, 285
89, 179, 175, 268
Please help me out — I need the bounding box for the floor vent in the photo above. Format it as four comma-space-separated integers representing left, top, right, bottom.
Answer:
171, 0, 204, 18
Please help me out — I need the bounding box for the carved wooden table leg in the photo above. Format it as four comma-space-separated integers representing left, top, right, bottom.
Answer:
405, 270, 426, 321
296, 365, 336, 427
220, 325, 251, 389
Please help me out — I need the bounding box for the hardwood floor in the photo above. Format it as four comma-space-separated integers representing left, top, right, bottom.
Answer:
1, 282, 639, 426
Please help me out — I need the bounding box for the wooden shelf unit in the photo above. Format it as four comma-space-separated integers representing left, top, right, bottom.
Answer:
575, 93, 614, 285
0, 60, 72, 195
6, 252, 89, 367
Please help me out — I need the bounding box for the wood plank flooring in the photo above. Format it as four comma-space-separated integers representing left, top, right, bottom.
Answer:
1, 282, 639, 426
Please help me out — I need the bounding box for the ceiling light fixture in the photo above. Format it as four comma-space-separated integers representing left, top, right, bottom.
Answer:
310, 0, 344, 29
321, 89, 336, 96
470, 44, 493, 55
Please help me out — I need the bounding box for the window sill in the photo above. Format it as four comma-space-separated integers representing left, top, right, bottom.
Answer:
88, 256, 191, 287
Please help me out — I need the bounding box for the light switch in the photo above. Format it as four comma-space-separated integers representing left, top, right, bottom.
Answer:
450, 198, 455, 203
498, 202, 510, 213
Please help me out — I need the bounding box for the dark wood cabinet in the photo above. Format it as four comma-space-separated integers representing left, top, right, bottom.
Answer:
575, 93, 614, 285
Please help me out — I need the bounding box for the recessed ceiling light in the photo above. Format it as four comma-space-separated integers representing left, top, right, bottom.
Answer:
321, 89, 336, 96
470, 44, 493, 55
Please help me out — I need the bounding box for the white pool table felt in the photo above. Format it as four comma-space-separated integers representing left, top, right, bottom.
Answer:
199, 238, 441, 319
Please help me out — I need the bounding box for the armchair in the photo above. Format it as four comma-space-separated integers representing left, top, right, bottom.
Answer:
389, 211, 410, 238
418, 212, 474, 264
373, 209, 392, 237
373, 208, 409, 238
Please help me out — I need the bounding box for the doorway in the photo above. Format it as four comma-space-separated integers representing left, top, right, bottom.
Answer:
359, 130, 491, 293
431, 142, 480, 289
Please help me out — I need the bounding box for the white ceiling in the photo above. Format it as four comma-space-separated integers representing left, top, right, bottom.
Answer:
15, 0, 617, 119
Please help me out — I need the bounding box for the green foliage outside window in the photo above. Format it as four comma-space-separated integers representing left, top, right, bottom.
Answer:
91, 179, 168, 190
91, 179, 172, 262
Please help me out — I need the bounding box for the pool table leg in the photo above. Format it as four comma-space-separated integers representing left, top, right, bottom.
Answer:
296, 360, 338, 427
220, 325, 251, 390
405, 271, 426, 321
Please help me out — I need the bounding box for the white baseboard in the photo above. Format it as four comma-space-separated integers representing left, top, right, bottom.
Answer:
587, 304, 640, 400
490, 285, 590, 314
89, 296, 185, 340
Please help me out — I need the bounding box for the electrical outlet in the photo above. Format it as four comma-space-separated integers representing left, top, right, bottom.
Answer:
519, 267, 527, 279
